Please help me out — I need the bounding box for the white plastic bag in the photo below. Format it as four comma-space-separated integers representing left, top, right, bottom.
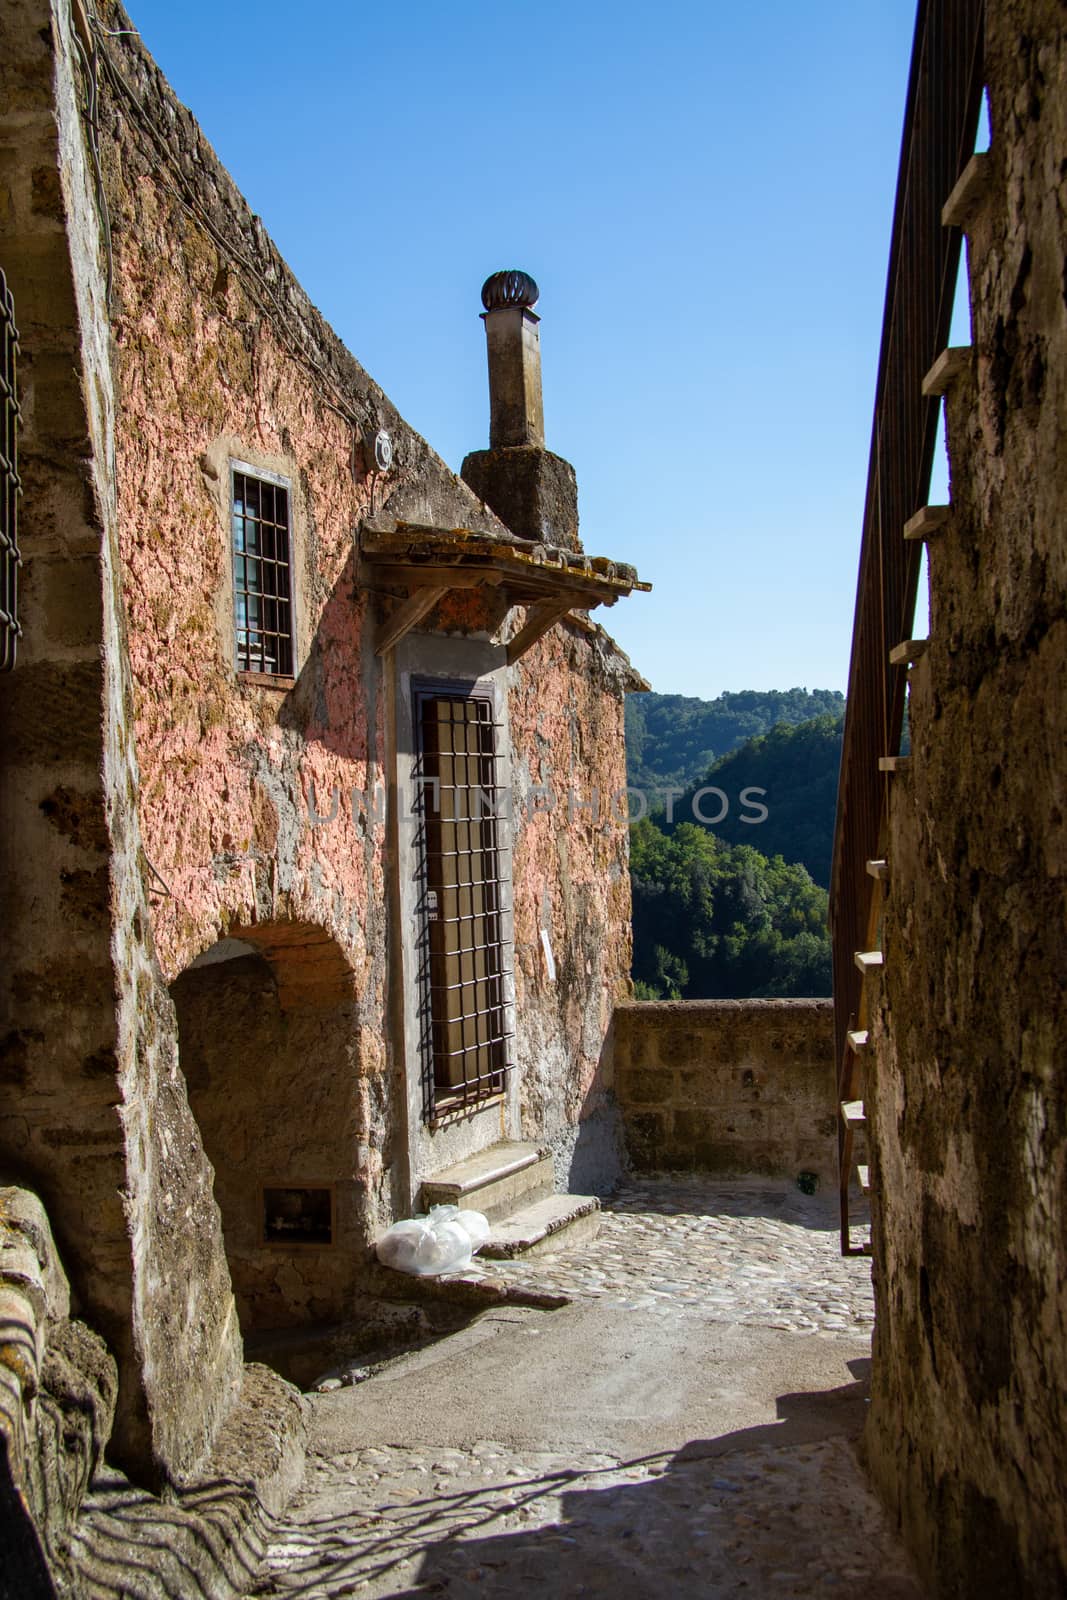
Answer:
375, 1204, 490, 1276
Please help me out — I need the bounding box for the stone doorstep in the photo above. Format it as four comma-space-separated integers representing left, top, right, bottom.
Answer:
420, 1141, 555, 1223
480, 1194, 602, 1260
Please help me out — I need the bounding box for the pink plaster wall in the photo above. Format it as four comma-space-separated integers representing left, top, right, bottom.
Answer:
104, 25, 638, 1219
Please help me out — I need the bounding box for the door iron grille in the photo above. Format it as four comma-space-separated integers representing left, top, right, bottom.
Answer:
0, 269, 21, 673
414, 685, 513, 1122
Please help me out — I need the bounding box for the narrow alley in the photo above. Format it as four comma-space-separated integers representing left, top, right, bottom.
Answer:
240, 1181, 918, 1599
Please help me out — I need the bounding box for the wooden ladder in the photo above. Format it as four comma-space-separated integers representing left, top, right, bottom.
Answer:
828, 0, 984, 1257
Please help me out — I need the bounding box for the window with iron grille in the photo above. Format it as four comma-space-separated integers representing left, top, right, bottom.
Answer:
231, 464, 294, 677
1, 269, 21, 673
414, 685, 513, 1121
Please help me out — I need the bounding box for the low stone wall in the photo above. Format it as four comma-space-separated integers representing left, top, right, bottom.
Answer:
612, 1000, 837, 1185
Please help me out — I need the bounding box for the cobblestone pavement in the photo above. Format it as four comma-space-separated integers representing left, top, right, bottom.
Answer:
470, 1177, 875, 1336
248, 1179, 914, 1600
252, 1436, 918, 1600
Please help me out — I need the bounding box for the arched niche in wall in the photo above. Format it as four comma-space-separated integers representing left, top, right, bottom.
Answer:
169, 921, 364, 1339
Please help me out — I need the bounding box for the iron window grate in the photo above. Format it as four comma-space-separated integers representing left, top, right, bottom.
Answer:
1, 269, 22, 673
414, 687, 513, 1121
232, 467, 294, 676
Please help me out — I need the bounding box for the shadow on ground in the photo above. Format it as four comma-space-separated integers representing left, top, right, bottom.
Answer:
248, 1360, 921, 1600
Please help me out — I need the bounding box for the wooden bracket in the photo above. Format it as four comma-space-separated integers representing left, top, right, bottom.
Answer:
375, 587, 449, 656
904, 504, 952, 541
942, 152, 991, 229
889, 638, 930, 667
922, 346, 972, 397
505, 599, 578, 665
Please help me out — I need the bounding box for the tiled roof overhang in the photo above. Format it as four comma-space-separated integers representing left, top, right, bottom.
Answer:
359, 517, 651, 662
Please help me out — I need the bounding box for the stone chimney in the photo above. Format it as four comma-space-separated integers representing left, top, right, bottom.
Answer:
461, 271, 581, 553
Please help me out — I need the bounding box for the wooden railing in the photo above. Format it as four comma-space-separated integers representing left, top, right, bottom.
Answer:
829, 0, 985, 1251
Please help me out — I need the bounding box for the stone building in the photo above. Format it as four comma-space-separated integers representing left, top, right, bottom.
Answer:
2, 0, 1066, 1595
0, 0, 647, 1521
830, 0, 1067, 1593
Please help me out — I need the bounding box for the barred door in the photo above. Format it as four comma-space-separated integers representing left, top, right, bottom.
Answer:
414, 685, 512, 1120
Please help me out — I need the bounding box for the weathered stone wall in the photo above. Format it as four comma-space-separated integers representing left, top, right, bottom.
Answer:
99, 7, 480, 1243
510, 627, 638, 1192
0, 0, 243, 1483
864, 3, 1067, 1593
0, 1186, 117, 1598
611, 1000, 837, 1183
2, 0, 638, 1490
171, 944, 369, 1330
94, 0, 638, 1221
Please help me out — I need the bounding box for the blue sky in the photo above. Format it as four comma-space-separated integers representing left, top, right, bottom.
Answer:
128, 0, 937, 697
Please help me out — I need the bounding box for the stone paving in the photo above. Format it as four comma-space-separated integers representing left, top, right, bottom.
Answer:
246, 1178, 916, 1600
468, 1176, 875, 1336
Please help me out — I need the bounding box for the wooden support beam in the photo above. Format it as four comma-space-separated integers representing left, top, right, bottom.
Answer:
855, 950, 885, 974
866, 858, 889, 881
922, 346, 972, 396
904, 504, 952, 541
505, 599, 577, 665
889, 638, 930, 667
878, 755, 909, 774
371, 566, 494, 590
375, 587, 449, 656
942, 152, 992, 228
857, 1164, 871, 1196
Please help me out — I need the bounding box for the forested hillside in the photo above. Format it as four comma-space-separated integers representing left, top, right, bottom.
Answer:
676, 713, 843, 888
630, 822, 832, 999
626, 692, 844, 999
625, 687, 844, 796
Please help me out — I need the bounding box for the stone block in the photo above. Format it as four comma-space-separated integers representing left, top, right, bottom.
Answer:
0, 659, 105, 765
202, 1362, 307, 1519
624, 1111, 667, 1170
675, 1065, 734, 1106
657, 1029, 703, 1067
461, 445, 580, 551
617, 1067, 670, 1106
689, 1140, 784, 1176
672, 1108, 719, 1146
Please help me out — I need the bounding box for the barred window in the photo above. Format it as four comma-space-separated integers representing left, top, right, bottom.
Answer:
231, 465, 294, 677
1, 268, 21, 673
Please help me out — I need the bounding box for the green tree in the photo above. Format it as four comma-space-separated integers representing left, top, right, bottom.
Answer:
673, 712, 844, 888
625, 687, 844, 797
629, 819, 831, 999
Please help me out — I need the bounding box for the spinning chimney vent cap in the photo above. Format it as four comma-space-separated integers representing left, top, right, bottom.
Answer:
481, 270, 540, 312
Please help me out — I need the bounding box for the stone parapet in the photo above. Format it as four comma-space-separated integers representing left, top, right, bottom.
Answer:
612, 1000, 837, 1184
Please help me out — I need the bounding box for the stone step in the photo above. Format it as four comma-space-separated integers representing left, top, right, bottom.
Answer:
842, 1100, 867, 1130
480, 1194, 601, 1260
420, 1142, 555, 1224
889, 637, 929, 667
904, 504, 951, 542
